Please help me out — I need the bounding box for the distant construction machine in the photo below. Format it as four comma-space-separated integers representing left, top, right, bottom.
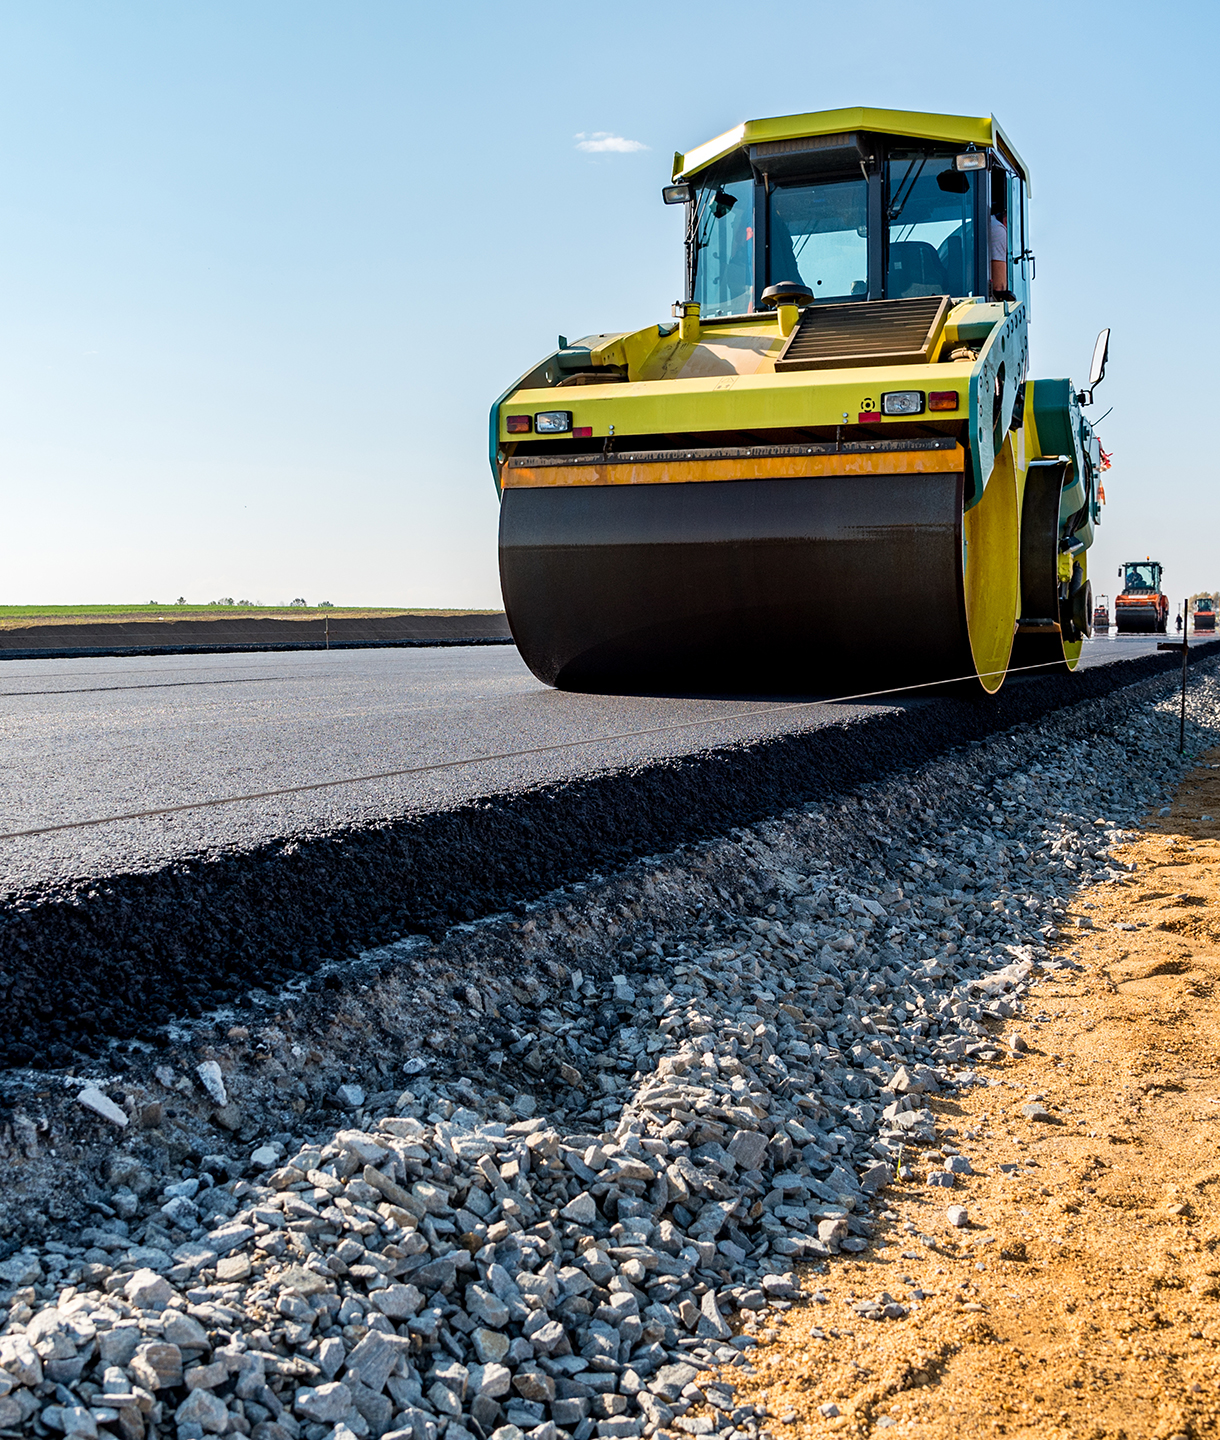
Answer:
1114, 561, 1169, 634
1092, 594, 1110, 632
1194, 596, 1217, 634
492, 107, 1110, 694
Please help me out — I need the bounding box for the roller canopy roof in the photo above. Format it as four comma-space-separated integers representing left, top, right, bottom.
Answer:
672, 106, 1030, 192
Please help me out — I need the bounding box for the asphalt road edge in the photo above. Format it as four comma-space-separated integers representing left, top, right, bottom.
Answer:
1, 641, 1215, 1069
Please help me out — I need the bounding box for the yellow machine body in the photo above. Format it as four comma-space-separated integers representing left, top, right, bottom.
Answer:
492, 108, 1104, 694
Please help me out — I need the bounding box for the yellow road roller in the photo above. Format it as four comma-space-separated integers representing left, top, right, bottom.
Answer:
490, 107, 1109, 694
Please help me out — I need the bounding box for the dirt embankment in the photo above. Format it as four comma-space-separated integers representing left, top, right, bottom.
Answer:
722, 752, 1220, 1440
0, 612, 511, 651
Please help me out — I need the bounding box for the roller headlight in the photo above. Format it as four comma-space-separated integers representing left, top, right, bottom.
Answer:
534, 411, 573, 434
881, 390, 925, 416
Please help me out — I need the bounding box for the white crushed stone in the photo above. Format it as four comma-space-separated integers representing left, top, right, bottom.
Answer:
75, 1089, 129, 1129
195, 1064, 229, 1109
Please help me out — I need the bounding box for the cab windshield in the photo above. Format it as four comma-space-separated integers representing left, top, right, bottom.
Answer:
769, 177, 868, 301
688, 144, 986, 316
1125, 564, 1160, 592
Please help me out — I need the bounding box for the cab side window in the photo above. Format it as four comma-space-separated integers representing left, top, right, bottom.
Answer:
885, 150, 977, 299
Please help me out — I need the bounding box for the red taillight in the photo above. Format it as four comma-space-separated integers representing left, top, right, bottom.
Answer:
858, 412, 882, 424
574, 426, 593, 438
929, 390, 959, 412
506, 415, 531, 434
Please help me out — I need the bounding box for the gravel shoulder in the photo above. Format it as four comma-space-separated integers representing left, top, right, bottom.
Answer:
726, 748, 1220, 1440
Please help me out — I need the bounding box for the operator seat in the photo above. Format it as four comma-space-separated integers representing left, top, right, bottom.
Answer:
938, 232, 965, 295
887, 240, 949, 298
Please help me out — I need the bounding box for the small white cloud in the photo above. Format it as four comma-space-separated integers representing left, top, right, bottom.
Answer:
575, 131, 648, 154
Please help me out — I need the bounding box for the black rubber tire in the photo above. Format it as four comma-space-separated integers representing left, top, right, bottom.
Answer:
1010, 458, 1073, 674
1071, 578, 1094, 640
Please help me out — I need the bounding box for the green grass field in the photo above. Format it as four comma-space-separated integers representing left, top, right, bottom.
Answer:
0, 604, 501, 627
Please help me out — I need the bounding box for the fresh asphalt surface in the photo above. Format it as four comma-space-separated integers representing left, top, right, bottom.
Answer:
0, 630, 1181, 891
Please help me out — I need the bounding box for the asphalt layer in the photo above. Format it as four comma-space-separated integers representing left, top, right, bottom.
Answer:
0, 632, 1178, 886
0, 631, 1210, 1070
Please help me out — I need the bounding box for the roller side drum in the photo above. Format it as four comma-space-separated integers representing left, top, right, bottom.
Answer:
500, 468, 968, 692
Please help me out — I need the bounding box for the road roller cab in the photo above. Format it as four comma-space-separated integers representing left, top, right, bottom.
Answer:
1194, 596, 1216, 634
492, 107, 1108, 694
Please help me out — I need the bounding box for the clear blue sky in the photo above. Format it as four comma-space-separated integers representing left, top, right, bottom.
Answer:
1, 1, 1215, 609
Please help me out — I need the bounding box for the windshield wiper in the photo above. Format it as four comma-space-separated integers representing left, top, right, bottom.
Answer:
887, 155, 928, 222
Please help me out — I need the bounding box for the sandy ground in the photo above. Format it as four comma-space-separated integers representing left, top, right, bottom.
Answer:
713, 749, 1220, 1440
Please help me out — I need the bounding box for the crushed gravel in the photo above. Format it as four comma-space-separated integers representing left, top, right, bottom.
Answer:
1, 661, 1218, 1440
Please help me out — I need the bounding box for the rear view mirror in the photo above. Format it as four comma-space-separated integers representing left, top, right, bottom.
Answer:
937, 170, 970, 194
1078, 327, 1111, 404
1089, 328, 1110, 388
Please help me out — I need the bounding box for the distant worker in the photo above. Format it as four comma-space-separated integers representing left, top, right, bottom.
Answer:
991, 174, 1015, 303
1177, 611, 1183, 633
